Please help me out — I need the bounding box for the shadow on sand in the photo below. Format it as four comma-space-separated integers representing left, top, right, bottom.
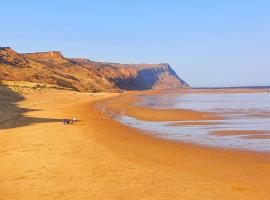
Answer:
0, 83, 63, 130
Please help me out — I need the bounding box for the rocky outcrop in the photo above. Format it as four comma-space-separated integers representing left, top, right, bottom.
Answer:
0, 47, 29, 67
23, 51, 67, 64
111, 64, 188, 90
0, 47, 189, 92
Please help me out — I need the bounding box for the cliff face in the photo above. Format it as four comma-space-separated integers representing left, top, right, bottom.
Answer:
112, 64, 187, 90
0, 47, 189, 92
0, 47, 29, 67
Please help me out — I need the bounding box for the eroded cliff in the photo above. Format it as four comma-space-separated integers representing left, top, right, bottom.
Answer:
0, 47, 189, 92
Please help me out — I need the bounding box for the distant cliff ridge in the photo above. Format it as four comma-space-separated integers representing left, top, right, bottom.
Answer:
23, 51, 67, 64
0, 47, 189, 92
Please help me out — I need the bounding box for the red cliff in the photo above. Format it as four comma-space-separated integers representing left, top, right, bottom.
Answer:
0, 47, 189, 92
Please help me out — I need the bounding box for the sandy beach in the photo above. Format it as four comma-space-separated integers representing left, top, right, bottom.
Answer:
1, 88, 270, 200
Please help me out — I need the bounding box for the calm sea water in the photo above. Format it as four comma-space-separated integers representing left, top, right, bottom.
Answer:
116, 92, 270, 152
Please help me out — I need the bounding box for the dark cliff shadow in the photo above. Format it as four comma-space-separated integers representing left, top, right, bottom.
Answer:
113, 68, 159, 90
0, 83, 63, 130
112, 65, 188, 90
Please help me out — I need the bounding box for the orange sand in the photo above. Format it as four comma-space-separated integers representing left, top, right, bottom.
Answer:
1, 90, 270, 199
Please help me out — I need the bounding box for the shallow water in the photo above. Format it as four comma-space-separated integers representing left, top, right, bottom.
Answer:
117, 92, 270, 152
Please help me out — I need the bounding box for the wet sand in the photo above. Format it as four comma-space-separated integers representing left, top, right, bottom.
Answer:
101, 91, 223, 121
242, 135, 270, 139
169, 121, 221, 126
1, 89, 270, 199
212, 130, 270, 136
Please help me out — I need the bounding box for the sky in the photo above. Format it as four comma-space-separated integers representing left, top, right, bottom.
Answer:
1, 0, 270, 87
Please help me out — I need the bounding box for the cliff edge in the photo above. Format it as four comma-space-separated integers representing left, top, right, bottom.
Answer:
0, 47, 189, 92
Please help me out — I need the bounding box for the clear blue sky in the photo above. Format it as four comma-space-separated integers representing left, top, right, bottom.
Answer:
1, 0, 270, 87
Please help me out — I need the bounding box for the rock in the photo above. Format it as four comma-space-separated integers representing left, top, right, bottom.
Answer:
0, 47, 29, 67
0, 47, 189, 92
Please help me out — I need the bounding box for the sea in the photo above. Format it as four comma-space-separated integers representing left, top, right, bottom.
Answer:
115, 91, 270, 152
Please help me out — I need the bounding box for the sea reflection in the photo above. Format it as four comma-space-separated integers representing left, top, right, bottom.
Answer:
119, 92, 270, 152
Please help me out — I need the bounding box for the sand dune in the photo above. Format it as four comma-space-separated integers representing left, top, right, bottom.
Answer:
0, 88, 270, 199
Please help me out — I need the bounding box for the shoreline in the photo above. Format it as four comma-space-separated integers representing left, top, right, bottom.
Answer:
100, 88, 270, 152
99, 87, 270, 122
99, 90, 223, 122
1, 89, 270, 199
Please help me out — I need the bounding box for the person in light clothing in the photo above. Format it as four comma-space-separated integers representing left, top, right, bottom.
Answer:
72, 117, 76, 123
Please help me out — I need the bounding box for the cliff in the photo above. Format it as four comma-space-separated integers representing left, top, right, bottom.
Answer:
0, 47, 29, 67
0, 47, 189, 92
23, 51, 67, 64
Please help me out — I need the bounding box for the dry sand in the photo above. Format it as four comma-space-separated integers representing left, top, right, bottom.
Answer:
1, 89, 270, 200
